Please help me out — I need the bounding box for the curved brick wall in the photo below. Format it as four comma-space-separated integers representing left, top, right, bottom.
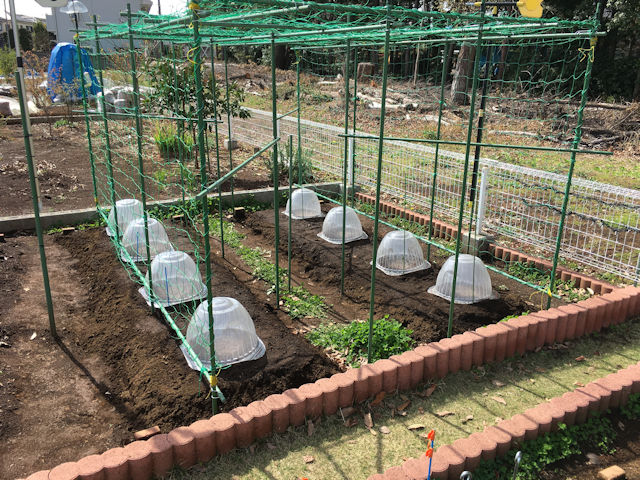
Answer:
24, 286, 640, 480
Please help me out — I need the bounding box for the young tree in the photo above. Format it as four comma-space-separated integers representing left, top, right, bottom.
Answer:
33, 22, 50, 52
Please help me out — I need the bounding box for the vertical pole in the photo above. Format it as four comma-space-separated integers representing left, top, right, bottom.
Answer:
426, 42, 450, 262
546, 17, 601, 309
296, 52, 302, 187
367, 20, 391, 364
350, 47, 359, 206
475, 166, 489, 236
74, 30, 98, 210
92, 16, 119, 237
210, 41, 225, 258
287, 134, 293, 292
446, 2, 487, 338
172, 45, 187, 221
190, 4, 217, 414
9, 0, 42, 210
15, 72, 56, 338
127, 5, 153, 312
223, 47, 234, 209
340, 40, 351, 296
271, 34, 281, 309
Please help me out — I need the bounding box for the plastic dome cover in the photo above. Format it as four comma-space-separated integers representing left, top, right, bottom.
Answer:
106, 198, 143, 237
121, 217, 173, 262
376, 230, 430, 275
138, 251, 207, 307
182, 297, 266, 368
318, 206, 368, 244
428, 254, 497, 304
284, 187, 324, 219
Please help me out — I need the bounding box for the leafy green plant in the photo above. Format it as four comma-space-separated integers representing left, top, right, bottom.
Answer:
0, 48, 14, 79
152, 122, 194, 157
54, 119, 72, 128
153, 167, 171, 190
307, 316, 414, 366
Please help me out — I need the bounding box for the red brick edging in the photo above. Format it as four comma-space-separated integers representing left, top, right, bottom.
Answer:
369, 361, 640, 480
354, 192, 616, 295
25, 287, 640, 480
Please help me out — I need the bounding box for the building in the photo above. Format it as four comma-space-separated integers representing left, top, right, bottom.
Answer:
45, 0, 152, 49
0, 14, 47, 48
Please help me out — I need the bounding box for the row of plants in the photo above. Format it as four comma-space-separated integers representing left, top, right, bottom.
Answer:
473, 393, 640, 479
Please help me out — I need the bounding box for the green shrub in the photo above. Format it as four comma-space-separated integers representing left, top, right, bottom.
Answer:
0, 48, 14, 79
307, 316, 414, 366
153, 122, 194, 156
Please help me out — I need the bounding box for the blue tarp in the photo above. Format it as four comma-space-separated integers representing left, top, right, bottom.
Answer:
47, 42, 100, 101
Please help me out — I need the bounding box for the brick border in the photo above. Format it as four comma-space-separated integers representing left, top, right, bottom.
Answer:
354, 192, 617, 295
369, 361, 640, 480
24, 287, 640, 480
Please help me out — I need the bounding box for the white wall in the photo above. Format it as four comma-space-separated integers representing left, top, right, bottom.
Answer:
45, 0, 152, 49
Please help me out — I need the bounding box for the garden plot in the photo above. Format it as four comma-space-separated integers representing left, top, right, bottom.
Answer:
222, 204, 569, 361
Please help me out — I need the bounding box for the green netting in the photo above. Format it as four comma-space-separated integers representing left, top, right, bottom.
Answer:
73, 0, 609, 413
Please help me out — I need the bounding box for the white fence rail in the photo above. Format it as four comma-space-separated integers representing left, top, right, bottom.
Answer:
225, 107, 640, 283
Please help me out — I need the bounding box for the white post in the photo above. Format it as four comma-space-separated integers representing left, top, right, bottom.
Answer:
9, 0, 42, 209
475, 166, 489, 236
347, 132, 355, 184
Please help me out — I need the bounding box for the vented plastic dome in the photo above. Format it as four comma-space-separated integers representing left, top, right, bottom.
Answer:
181, 297, 266, 369
139, 251, 207, 307
121, 217, 173, 262
106, 198, 143, 237
284, 188, 324, 219
376, 230, 430, 275
318, 206, 368, 244
428, 254, 497, 304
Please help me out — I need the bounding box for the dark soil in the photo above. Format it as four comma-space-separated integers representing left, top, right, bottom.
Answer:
233, 205, 564, 345
0, 123, 281, 218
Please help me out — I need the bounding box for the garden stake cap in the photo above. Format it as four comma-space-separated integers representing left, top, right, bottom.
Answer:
426, 429, 435, 480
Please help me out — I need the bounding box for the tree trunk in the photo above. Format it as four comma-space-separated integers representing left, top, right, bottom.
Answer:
633, 64, 640, 101
451, 43, 476, 105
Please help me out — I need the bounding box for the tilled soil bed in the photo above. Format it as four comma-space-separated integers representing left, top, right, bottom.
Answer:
230, 205, 565, 345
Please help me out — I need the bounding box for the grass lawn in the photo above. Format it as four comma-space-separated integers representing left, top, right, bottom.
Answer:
167, 316, 640, 480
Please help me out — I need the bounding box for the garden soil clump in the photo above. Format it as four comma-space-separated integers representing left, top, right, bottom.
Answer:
55, 228, 339, 428
239, 206, 563, 344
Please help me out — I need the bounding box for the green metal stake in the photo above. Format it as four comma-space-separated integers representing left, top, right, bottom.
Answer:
92, 16, 119, 238
350, 46, 359, 207
191, 5, 218, 414
296, 53, 302, 187
15, 72, 56, 339
340, 40, 351, 296
223, 46, 235, 210
367, 21, 391, 364
172, 45, 187, 223
74, 33, 98, 210
127, 4, 154, 313
546, 28, 601, 309
271, 34, 281, 309
426, 42, 450, 262
446, 3, 488, 339
210, 41, 226, 258
287, 134, 293, 292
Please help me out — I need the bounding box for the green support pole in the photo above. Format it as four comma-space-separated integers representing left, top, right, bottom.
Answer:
210, 41, 226, 258
15, 72, 56, 339
426, 42, 450, 262
190, 4, 218, 414
296, 53, 302, 187
172, 45, 187, 223
92, 16, 119, 238
223, 46, 235, 210
287, 134, 293, 292
340, 40, 351, 296
127, 5, 154, 313
367, 21, 391, 364
546, 16, 601, 309
74, 33, 98, 209
350, 46, 359, 207
446, 2, 487, 339
271, 34, 281, 309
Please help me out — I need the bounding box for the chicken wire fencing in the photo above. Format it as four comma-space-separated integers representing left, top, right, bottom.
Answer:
225, 107, 640, 284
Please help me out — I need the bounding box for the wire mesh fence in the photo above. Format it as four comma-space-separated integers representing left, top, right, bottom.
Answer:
226, 107, 640, 283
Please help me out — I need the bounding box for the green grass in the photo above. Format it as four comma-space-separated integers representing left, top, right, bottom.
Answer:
167, 317, 640, 480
